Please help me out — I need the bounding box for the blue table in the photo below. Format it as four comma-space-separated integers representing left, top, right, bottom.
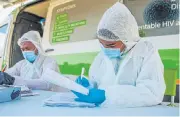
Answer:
0, 90, 179, 116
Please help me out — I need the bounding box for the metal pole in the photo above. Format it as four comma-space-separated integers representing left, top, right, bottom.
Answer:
170, 96, 175, 105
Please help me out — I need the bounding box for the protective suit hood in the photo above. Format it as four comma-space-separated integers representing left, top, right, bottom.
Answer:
18, 31, 44, 54
96, 2, 140, 51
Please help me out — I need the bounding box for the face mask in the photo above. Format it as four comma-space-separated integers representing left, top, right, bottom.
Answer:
23, 51, 37, 63
100, 44, 122, 59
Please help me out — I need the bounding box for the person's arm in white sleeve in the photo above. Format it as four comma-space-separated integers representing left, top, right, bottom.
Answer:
102, 44, 166, 107
25, 58, 60, 90
5, 62, 46, 88
12, 76, 51, 90
11, 58, 59, 90
5, 61, 23, 76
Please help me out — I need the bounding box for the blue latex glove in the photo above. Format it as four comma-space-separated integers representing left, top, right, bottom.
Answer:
75, 76, 90, 88
72, 88, 106, 105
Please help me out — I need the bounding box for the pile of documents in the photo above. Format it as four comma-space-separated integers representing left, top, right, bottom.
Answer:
20, 85, 39, 97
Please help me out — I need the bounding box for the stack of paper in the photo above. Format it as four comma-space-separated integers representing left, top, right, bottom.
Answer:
43, 92, 95, 108
19, 85, 39, 97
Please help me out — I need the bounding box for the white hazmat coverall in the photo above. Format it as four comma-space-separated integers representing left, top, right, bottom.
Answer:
5, 31, 59, 90
89, 2, 166, 107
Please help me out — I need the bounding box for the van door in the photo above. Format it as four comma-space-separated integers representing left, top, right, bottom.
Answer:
43, 0, 118, 76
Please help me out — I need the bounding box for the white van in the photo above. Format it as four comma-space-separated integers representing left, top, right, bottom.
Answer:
0, 0, 179, 103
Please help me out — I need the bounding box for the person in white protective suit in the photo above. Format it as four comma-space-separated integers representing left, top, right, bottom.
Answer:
71, 2, 166, 107
5, 31, 60, 90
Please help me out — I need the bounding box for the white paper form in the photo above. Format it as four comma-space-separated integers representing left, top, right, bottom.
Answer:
42, 68, 89, 95
19, 85, 39, 97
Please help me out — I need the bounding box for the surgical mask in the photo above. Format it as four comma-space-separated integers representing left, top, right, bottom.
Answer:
100, 44, 122, 59
23, 51, 37, 63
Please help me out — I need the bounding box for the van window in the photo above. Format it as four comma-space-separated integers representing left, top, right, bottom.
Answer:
0, 24, 8, 57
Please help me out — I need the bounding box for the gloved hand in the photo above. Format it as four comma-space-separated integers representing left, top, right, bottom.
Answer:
75, 76, 90, 88
0, 71, 15, 85
72, 88, 106, 105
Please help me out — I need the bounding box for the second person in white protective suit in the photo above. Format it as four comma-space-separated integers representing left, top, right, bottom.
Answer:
72, 2, 166, 107
5, 31, 59, 90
